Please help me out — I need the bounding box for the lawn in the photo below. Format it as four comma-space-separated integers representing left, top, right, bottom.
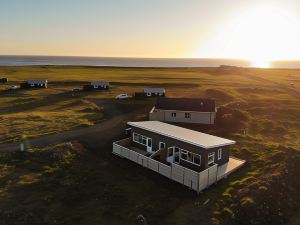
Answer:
0, 65, 300, 225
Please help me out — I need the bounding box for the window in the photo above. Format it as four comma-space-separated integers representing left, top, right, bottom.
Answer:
133, 133, 138, 142
208, 152, 215, 165
187, 152, 193, 161
159, 142, 165, 149
218, 149, 222, 160
142, 137, 147, 145
185, 113, 191, 119
132, 132, 149, 146
174, 147, 180, 163
180, 149, 201, 166
180, 150, 188, 160
193, 154, 201, 165
171, 112, 177, 118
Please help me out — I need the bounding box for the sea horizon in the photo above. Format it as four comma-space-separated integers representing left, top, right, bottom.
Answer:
0, 55, 300, 68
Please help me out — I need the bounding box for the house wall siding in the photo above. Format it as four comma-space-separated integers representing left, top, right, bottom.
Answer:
149, 109, 216, 124
130, 126, 229, 171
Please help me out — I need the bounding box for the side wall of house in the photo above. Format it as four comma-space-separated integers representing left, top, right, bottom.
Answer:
130, 126, 230, 171
149, 109, 216, 124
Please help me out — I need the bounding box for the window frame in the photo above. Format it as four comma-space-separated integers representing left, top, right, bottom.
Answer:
208, 152, 215, 165
218, 148, 222, 160
193, 154, 201, 165
132, 132, 149, 147
180, 149, 201, 166
185, 112, 191, 119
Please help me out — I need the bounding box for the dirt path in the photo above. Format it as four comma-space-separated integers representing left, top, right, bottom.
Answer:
0, 115, 124, 152
0, 103, 149, 153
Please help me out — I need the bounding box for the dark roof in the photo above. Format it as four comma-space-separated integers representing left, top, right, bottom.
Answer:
155, 98, 216, 112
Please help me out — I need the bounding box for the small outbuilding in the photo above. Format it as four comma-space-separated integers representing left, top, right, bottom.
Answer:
83, 81, 110, 91
0, 78, 8, 83
149, 98, 217, 125
20, 79, 48, 88
144, 88, 165, 97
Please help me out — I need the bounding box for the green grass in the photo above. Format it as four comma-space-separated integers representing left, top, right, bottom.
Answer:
0, 66, 300, 225
0, 96, 103, 143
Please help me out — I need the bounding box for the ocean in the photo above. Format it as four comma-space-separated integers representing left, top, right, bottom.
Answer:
0, 55, 299, 68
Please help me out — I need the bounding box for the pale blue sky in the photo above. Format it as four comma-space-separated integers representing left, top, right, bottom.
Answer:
1, 0, 300, 60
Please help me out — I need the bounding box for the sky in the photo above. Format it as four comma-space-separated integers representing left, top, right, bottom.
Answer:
1, 0, 300, 63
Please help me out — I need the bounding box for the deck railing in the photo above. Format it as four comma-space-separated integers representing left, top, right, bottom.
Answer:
113, 138, 219, 192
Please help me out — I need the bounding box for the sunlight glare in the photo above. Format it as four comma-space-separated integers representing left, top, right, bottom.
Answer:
194, 4, 300, 66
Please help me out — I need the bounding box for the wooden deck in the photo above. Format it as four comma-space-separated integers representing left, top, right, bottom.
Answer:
217, 157, 246, 180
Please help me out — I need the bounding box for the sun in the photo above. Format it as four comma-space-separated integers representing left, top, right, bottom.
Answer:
194, 4, 300, 66
251, 60, 271, 68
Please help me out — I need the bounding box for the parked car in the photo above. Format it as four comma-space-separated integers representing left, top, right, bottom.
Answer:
10, 85, 18, 90
115, 94, 131, 99
72, 88, 81, 92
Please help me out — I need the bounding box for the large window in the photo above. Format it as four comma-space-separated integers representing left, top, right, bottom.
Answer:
208, 152, 215, 165
167, 146, 201, 166
218, 149, 222, 160
133, 132, 148, 146
180, 148, 201, 166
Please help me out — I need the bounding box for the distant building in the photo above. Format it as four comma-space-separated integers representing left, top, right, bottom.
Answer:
149, 98, 217, 125
144, 88, 165, 97
83, 81, 110, 91
0, 78, 8, 83
20, 79, 48, 88
134, 87, 165, 98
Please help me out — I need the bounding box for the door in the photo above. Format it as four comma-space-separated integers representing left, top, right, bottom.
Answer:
147, 138, 152, 153
174, 147, 180, 164
166, 147, 174, 163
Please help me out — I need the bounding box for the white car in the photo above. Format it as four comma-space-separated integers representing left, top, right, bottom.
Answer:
115, 94, 131, 99
10, 85, 18, 90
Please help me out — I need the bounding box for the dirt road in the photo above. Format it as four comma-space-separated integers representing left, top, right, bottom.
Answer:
0, 102, 150, 153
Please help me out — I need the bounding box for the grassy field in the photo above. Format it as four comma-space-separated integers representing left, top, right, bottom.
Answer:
0, 66, 300, 225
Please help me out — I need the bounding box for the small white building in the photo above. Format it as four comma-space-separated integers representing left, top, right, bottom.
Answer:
83, 81, 110, 91
91, 81, 109, 89
149, 98, 217, 125
25, 79, 48, 88
144, 88, 165, 97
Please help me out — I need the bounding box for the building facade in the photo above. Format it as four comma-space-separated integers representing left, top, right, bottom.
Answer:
83, 81, 110, 90
20, 79, 48, 88
149, 98, 217, 125
127, 121, 234, 172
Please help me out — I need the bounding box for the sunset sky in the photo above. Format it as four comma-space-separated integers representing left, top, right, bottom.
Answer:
1, 0, 300, 66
